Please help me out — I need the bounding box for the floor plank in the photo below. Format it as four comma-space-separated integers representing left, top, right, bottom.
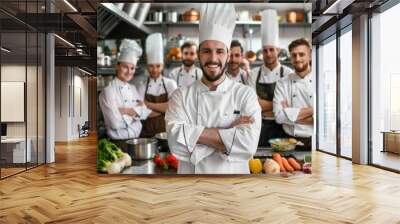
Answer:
0, 135, 399, 223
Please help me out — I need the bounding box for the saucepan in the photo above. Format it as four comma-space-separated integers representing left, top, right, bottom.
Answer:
126, 138, 158, 160
154, 132, 169, 152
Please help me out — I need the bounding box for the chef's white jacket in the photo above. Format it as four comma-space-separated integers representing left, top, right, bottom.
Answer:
165, 77, 261, 174
273, 72, 314, 138
136, 76, 178, 98
226, 68, 248, 85
99, 78, 152, 140
168, 65, 203, 88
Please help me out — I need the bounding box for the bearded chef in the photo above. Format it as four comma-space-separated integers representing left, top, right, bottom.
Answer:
165, 3, 261, 174
99, 39, 160, 149
273, 38, 313, 151
168, 41, 203, 88
248, 9, 293, 147
137, 33, 178, 138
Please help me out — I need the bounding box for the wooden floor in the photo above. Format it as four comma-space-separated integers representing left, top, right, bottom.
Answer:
0, 135, 400, 223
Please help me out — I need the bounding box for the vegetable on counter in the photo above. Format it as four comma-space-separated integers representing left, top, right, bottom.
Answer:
272, 153, 286, 172
287, 157, 301, 171
281, 157, 294, 173
249, 158, 263, 174
263, 159, 280, 174
97, 139, 132, 174
154, 153, 179, 170
302, 162, 312, 174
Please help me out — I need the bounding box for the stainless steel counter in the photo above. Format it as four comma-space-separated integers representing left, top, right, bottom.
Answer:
121, 152, 177, 175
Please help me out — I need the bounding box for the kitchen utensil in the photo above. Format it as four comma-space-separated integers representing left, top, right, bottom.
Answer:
154, 132, 169, 152
183, 8, 199, 21
167, 11, 178, 23
252, 12, 261, 21
286, 11, 305, 23
126, 138, 158, 160
238, 10, 249, 21
154, 11, 163, 23
269, 138, 297, 152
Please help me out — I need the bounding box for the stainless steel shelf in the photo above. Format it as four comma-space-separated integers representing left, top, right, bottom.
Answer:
144, 21, 310, 27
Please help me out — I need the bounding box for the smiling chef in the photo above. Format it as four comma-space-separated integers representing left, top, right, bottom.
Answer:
165, 3, 261, 174
99, 39, 160, 149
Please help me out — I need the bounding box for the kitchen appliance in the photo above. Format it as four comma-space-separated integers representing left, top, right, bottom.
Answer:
124, 3, 139, 18
136, 3, 151, 24
154, 132, 169, 152
126, 138, 158, 160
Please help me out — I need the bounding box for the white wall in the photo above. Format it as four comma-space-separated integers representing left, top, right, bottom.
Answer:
54, 67, 89, 141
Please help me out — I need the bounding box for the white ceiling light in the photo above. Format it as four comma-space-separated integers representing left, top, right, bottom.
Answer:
54, 34, 75, 48
63, 0, 78, 12
1, 47, 11, 53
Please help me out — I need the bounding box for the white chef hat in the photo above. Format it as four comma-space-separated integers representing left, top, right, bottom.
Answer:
261, 9, 279, 47
199, 3, 236, 49
146, 33, 164, 64
117, 39, 142, 65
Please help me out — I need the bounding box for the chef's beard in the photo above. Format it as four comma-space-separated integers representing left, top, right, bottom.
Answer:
182, 59, 195, 67
200, 59, 228, 82
294, 62, 309, 73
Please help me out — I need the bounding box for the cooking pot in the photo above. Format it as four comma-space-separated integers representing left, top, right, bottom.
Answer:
154, 132, 169, 152
183, 8, 199, 21
126, 138, 158, 160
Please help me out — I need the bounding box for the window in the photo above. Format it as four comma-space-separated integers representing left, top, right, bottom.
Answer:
371, 2, 400, 171
317, 36, 337, 154
339, 28, 352, 158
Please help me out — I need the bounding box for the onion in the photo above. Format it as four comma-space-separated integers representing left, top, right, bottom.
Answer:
107, 162, 122, 174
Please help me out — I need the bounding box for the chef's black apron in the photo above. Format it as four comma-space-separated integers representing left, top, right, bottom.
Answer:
177, 68, 198, 87
140, 77, 169, 138
256, 66, 287, 147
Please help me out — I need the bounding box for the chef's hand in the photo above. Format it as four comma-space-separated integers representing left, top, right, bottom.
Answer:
119, 107, 138, 117
144, 101, 153, 109
281, 100, 289, 109
229, 116, 254, 128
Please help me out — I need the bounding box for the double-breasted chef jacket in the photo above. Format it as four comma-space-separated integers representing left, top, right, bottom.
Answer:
99, 78, 152, 140
165, 77, 261, 174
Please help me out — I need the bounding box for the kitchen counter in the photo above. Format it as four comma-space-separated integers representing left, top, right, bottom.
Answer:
121, 152, 177, 175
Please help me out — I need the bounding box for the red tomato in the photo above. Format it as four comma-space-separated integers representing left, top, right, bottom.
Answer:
153, 154, 162, 166
170, 160, 178, 169
166, 154, 177, 165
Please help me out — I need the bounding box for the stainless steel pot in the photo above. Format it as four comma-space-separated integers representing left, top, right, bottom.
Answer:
126, 138, 158, 160
154, 132, 169, 152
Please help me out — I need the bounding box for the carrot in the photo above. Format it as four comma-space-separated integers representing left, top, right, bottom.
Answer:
272, 153, 285, 172
287, 157, 301, 171
281, 157, 294, 173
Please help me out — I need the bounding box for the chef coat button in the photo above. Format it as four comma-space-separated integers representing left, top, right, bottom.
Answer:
294, 80, 296, 83
125, 100, 128, 102
293, 94, 296, 98
149, 85, 151, 88
309, 95, 312, 98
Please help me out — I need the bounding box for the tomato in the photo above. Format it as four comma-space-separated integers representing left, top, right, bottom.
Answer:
170, 160, 178, 169
166, 154, 177, 165
153, 154, 162, 166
